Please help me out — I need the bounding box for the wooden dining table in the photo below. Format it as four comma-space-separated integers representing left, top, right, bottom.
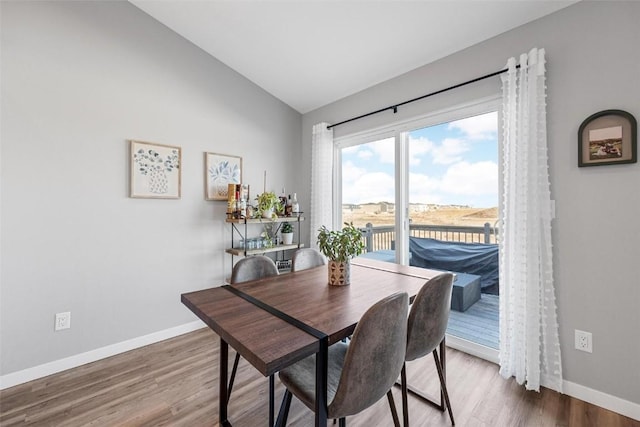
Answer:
181, 257, 442, 427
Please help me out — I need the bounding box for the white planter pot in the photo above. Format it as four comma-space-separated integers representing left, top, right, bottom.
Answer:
261, 208, 273, 219
282, 232, 294, 245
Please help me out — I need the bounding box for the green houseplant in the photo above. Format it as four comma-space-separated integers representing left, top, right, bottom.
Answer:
255, 191, 282, 219
317, 222, 365, 286
281, 221, 294, 245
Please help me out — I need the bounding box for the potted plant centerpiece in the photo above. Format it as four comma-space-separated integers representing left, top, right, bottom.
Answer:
256, 191, 282, 219
281, 221, 294, 245
317, 222, 365, 286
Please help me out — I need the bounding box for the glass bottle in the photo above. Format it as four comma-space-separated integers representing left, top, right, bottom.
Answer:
292, 193, 300, 215
286, 195, 292, 217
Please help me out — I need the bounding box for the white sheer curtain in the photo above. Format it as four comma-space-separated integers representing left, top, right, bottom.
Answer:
499, 48, 563, 392
310, 123, 334, 249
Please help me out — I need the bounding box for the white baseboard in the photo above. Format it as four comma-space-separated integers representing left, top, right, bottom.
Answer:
445, 334, 639, 421
0, 320, 206, 390
563, 380, 640, 421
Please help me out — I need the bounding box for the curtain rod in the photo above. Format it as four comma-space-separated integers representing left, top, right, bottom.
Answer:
326, 64, 520, 130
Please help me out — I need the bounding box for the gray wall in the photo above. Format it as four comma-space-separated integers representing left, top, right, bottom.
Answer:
0, 1, 301, 375
302, 2, 639, 404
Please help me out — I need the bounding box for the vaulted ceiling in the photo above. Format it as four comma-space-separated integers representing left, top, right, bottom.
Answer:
130, 1, 577, 113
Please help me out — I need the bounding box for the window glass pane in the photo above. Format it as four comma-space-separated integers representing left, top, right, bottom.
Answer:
408, 111, 499, 243
408, 111, 500, 351
341, 137, 397, 257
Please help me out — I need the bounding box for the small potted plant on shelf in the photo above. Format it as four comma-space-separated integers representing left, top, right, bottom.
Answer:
256, 191, 282, 219
281, 222, 294, 245
317, 222, 365, 286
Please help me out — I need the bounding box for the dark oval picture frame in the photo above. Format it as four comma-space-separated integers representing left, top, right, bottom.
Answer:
578, 109, 637, 167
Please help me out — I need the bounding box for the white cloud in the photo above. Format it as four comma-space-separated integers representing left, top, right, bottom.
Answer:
440, 161, 498, 195
408, 172, 443, 204
432, 138, 469, 165
342, 145, 360, 154
357, 149, 373, 160
368, 138, 395, 164
343, 161, 498, 206
448, 111, 498, 140
342, 172, 394, 204
408, 136, 434, 166
341, 160, 366, 184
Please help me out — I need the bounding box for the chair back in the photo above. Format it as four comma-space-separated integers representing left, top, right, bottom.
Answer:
291, 248, 326, 272
230, 255, 279, 284
405, 273, 454, 362
328, 292, 408, 418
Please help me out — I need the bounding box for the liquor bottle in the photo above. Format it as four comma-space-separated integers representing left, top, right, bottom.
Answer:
240, 197, 247, 218
227, 183, 236, 218
286, 195, 292, 217
292, 193, 300, 216
280, 187, 287, 212
235, 190, 241, 219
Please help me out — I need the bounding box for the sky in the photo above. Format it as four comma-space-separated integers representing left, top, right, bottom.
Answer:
341, 111, 498, 208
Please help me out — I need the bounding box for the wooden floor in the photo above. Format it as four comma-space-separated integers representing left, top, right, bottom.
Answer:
1, 328, 638, 427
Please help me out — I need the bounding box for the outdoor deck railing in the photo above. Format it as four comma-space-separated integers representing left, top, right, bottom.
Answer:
359, 222, 498, 252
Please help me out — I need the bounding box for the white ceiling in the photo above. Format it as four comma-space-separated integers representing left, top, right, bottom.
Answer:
130, 1, 577, 114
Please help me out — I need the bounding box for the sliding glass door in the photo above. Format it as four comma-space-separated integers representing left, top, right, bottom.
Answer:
340, 136, 399, 263
337, 101, 501, 355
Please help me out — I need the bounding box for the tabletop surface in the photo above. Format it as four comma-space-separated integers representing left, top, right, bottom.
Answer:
181, 257, 441, 376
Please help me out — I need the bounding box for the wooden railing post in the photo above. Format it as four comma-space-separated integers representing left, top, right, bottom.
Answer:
365, 223, 373, 252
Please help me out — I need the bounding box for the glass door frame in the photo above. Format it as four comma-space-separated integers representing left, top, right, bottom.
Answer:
334, 95, 502, 266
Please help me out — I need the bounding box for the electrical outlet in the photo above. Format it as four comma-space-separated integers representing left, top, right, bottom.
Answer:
575, 329, 592, 353
55, 312, 71, 331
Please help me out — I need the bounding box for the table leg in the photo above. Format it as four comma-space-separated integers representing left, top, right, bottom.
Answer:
220, 338, 231, 426
315, 337, 328, 427
269, 374, 274, 427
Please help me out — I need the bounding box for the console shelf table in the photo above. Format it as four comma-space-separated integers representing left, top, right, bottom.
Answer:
225, 215, 305, 273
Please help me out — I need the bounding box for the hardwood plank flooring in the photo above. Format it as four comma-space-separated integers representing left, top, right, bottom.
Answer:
1, 328, 638, 426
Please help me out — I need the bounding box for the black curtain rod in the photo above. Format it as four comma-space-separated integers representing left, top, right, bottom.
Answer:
326, 64, 520, 130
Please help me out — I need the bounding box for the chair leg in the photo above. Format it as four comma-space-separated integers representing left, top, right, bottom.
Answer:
227, 352, 241, 403
401, 363, 409, 427
432, 349, 455, 425
439, 338, 446, 408
338, 418, 346, 427
275, 389, 292, 427
387, 390, 401, 427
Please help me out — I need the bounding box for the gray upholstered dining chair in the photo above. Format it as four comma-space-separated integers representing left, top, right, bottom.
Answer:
228, 256, 279, 417
276, 292, 409, 427
230, 254, 279, 284
291, 248, 326, 272
400, 272, 455, 426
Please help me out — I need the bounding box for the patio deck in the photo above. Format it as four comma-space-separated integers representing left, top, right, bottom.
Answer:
447, 293, 499, 350
359, 229, 500, 351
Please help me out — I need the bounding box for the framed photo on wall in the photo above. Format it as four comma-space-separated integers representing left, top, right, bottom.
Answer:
578, 110, 637, 167
130, 140, 181, 198
205, 152, 242, 200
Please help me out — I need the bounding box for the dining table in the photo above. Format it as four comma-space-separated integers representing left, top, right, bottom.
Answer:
181, 256, 442, 427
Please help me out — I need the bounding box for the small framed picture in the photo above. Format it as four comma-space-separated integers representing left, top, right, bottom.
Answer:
205, 152, 242, 200
130, 140, 181, 198
578, 110, 637, 167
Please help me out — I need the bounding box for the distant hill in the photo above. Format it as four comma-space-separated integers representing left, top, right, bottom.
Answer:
463, 207, 498, 219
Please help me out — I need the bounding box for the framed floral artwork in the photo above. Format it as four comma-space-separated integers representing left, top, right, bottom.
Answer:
578, 110, 637, 167
205, 152, 242, 200
130, 140, 181, 199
